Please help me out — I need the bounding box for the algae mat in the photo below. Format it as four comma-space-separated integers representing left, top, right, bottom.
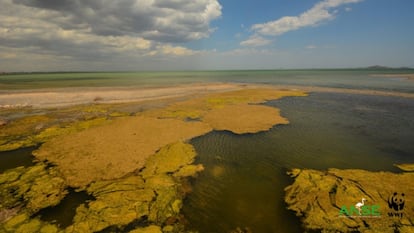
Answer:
33, 88, 307, 188
285, 167, 414, 233
33, 116, 212, 188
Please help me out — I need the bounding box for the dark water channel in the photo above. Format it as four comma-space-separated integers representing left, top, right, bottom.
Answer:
183, 92, 414, 233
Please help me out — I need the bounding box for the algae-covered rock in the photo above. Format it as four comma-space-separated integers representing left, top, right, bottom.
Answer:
285, 168, 414, 233
0, 163, 67, 214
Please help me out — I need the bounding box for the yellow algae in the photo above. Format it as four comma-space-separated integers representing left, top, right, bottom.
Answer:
33, 116, 212, 188
203, 104, 289, 134
285, 168, 414, 232
1, 213, 61, 233
173, 164, 204, 178
129, 225, 162, 233
141, 142, 198, 178
0, 164, 67, 214
394, 163, 414, 172
143, 88, 306, 119
0, 116, 111, 152
67, 141, 205, 232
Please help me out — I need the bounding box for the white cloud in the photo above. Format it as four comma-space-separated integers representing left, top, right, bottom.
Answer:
0, 0, 221, 71
251, 0, 363, 36
306, 45, 317, 49
240, 35, 272, 47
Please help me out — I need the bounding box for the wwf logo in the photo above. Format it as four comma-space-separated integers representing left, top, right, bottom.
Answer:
388, 192, 405, 211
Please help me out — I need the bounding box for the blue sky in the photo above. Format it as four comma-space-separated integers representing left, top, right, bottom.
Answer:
1, 0, 413, 71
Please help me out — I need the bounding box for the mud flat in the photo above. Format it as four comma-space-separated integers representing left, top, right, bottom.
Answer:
1, 86, 306, 233
285, 165, 414, 233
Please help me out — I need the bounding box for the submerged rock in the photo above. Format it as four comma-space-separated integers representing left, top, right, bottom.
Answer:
285, 167, 414, 233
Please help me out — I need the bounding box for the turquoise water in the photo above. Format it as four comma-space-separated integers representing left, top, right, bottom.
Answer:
1, 69, 414, 93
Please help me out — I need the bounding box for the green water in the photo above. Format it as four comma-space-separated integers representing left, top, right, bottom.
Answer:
183, 92, 414, 233
1, 69, 414, 93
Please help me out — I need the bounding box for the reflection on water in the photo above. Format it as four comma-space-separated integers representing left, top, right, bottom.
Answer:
184, 92, 414, 233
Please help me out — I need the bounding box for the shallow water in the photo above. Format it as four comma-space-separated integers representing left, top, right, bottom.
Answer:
1, 83, 414, 232
1, 70, 414, 93
183, 92, 414, 233
0, 147, 36, 173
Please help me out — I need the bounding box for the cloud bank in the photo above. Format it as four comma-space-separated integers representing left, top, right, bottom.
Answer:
241, 0, 363, 46
0, 0, 222, 70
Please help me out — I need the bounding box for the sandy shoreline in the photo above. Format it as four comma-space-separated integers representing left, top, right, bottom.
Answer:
0, 83, 246, 109
1, 82, 413, 109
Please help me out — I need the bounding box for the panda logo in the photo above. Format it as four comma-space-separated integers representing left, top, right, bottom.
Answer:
388, 192, 405, 211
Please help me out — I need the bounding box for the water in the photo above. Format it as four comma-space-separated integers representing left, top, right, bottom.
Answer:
183, 92, 414, 233
1, 70, 414, 93
1, 70, 414, 232
0, 147, 36, 173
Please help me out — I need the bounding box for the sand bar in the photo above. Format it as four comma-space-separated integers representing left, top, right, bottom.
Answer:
1, 82, 413, 110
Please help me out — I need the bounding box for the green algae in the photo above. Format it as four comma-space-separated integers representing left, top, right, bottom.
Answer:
0, 163, 67, 214
33, 117, 212, 188
1, 212, 62, 233
129, 225, 162, 233
141, 142, 198, 178
64, 142, 203, 232
141, 88, 307, 134
0, 116, 111, 152
394, 163, 414, 172
1, 87, 308, 232
285, 168, 414, 233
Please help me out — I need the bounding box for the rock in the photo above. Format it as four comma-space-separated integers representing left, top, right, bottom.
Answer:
285, 168, 414, 233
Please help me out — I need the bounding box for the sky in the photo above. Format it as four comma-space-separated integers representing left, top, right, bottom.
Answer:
1, 0, 414, 71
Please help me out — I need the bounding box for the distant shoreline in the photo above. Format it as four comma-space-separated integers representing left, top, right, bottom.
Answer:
1, 82, 413, 110
370, 73, 414, 81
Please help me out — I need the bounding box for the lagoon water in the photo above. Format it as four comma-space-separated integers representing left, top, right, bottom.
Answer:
183, 92, 414, 232
1, 70, 414, 93
1, 70, 414, 232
